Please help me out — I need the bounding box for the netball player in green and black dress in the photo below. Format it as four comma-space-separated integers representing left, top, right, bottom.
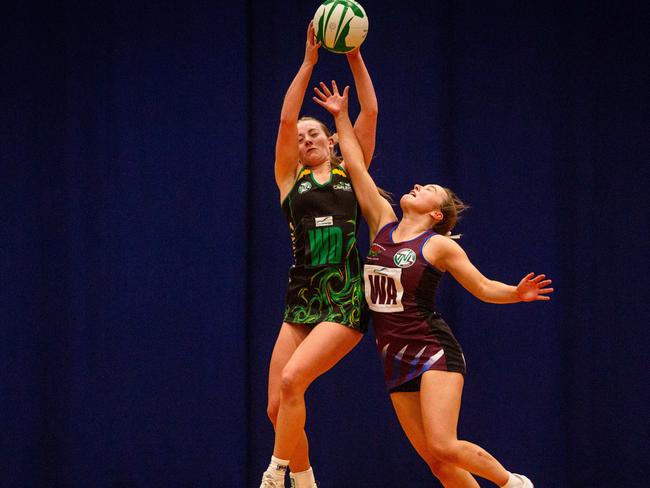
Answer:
282, 161, 364, 327
313, 82, 554, 488
259, 23, 377, 488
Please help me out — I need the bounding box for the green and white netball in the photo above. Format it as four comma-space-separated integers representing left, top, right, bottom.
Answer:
313, 0, 369, 54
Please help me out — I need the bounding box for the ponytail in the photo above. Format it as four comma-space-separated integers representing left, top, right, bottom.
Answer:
432, 188, 469, 237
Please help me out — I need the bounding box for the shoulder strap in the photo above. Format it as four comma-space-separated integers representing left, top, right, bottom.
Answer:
376, 221, 398, 241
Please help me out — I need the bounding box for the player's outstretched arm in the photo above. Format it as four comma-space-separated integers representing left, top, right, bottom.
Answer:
275, 22, 321, 197
430, 238, 554, 304
345, 48, 377, 168
314, 80, 395, 238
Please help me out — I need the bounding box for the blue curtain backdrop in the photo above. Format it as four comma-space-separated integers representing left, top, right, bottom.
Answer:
3, 1, 649, 487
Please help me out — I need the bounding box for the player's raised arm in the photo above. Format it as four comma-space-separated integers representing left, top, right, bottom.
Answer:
313, 1, 375, 168
345, 48, 377, 168
275, 22, 321, 198
314, 80, 395, 238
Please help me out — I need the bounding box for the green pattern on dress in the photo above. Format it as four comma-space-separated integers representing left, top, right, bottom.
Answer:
284, 219, 363, 326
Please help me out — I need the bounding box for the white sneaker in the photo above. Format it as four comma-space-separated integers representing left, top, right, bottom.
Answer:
260, 472, 285, 488
511, 473, 534, 488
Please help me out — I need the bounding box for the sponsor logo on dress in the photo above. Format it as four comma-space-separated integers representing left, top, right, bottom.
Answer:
315, 216, 334, 227
394, 248, 417, 268
333, 182, 352, 192
298, 181, 312, 194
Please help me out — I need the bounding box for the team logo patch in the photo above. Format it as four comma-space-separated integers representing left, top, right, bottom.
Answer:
333, 182, 352, 192
298, 181, 312, 194
367, 243, 385, 260
393, 248, 417, 268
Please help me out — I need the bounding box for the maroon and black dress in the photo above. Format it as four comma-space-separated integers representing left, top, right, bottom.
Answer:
363, 222, 466, 393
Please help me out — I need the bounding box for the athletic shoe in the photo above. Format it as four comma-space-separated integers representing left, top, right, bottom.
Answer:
260, 472, 285, 488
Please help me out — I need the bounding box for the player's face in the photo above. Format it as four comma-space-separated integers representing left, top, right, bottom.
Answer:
297, 120, 333, 167
401, 184, 445, 215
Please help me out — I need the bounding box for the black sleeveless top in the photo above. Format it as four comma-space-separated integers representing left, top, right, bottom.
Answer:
280, 164, 366, 331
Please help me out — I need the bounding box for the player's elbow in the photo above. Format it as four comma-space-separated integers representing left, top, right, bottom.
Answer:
473, 279, 494, 303
362, 105, 378, 117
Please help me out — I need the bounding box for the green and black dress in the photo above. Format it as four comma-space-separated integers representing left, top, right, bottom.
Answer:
281, 164, 367, 332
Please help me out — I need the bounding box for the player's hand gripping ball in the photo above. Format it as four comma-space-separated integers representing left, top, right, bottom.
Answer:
313, 0, 368, 53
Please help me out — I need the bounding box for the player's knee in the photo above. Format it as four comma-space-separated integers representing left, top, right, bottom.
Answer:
425, 455, 445, 475
427, 438, 460, 464
280, 366, 307, 399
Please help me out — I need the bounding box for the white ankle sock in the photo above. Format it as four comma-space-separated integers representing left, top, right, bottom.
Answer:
290, 467, 315, 487
266, 456, 289, 480
501, 472, 516, 488
501, 472, 527, 488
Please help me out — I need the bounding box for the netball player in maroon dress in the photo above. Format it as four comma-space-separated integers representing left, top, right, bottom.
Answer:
313, 81, 553, 488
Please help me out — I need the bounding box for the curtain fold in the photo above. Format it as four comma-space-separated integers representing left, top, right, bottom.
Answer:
3, 2, 647, 487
